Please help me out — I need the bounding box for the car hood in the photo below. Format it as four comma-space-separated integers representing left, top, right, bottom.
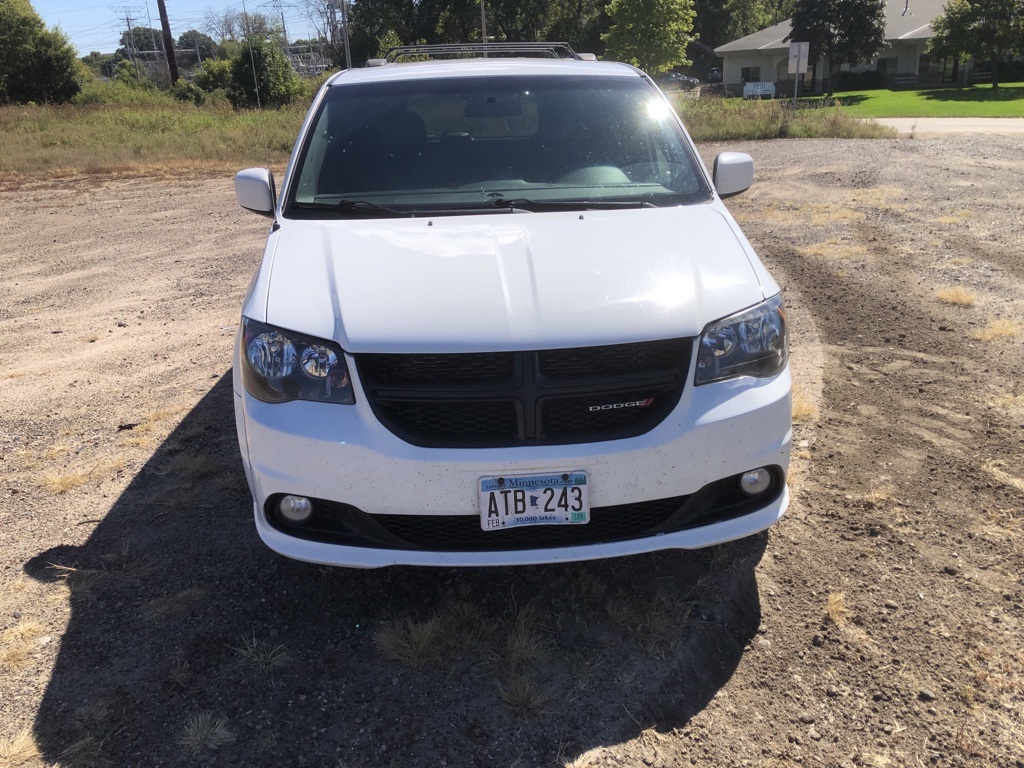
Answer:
263, 205, 769, 353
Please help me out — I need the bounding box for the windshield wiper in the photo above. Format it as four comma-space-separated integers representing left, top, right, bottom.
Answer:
489, 198, 658, 212
292, 200, 412, 217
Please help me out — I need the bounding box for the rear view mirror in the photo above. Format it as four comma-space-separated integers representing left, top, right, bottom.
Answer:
464, 96, 523, 118
235, 168, 276, 216
713, 152, 754, 197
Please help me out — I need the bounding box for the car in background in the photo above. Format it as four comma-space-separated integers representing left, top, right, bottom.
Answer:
654, 72, 700, 91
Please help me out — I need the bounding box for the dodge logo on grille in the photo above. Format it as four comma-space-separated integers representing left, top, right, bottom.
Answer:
588, 398, 655, 412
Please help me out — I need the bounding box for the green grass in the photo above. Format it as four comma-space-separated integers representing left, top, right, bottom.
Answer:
0, 101, 303, 178
0, 80, 307, 179
806, 83, 1024, 118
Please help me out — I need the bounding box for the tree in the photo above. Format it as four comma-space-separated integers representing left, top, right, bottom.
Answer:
204, 10, 285, 45
786, 0, 886, 96
929, 0, 1024, 89
177, 29, 218, 66
545, 0, 608, 54
228, 38, 300, 108
487, 0, 552, 41
0, 0, 81, 104
349, 0, 415, 63
118, 26, 165, 60
603, 0, 695, 74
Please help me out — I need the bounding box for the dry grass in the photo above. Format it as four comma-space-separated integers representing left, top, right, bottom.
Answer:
1, 620, 44, 671
178, 712, 235, 757
826, 592, 852, 627
42, 444, 71, 460
935, 287, 977, 306
931, 210, 972, 224
59, 735, 107, 767
0, 101, 303, 179
0, 730, 41, 766
38, 469, 91, 494
862, 487, 893, 510
141, 587, 207, 621
493, 622, 548, 672
792, 390, 820, 424
983, 460, 1024, 494
677, 98, 895, 141
796, 238, 867, 260
232, 633, 292, 675
972, 319, 1021, 341
497, 673, 552, 718
48, 564, 109, 596
603, 590, 690, 658
375, 599, 491, 668
37, 456, 128, 495
990, 392, 1024, 413
162, 453, 222, 480
374, 617, 444, 667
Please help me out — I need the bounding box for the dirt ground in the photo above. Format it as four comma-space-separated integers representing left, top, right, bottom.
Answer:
1, 136, 1022, 768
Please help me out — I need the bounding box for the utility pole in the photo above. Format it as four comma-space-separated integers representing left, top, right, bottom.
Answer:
480, 0, 487, 45
155, 0, 179, 83
339, 0, 351, 69
113, 7, 143, 82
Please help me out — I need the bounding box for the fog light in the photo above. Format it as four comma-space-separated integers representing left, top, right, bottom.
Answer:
278, 495, 313, 523
740, 469, 772, 496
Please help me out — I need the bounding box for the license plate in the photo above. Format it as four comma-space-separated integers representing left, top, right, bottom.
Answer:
479, 472, 589, 531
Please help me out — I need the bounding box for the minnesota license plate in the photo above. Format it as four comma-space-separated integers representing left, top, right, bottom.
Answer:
479, 472, 589, 531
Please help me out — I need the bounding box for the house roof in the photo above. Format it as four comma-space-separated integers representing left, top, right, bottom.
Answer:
714, 0, 947, 55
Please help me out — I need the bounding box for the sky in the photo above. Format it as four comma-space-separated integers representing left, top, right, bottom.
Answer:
37, 0, 325, 55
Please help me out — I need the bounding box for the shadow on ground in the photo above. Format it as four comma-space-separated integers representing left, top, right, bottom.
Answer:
918, 84, 1024, 103
28, 373, 766, 767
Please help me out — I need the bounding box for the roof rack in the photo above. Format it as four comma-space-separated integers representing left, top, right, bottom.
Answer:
369, 42, 597, 66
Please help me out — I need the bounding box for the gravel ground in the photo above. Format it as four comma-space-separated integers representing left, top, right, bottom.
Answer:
1, 136, 1022, 768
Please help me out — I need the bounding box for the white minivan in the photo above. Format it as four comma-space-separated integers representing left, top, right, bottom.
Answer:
233, 43, 791, 568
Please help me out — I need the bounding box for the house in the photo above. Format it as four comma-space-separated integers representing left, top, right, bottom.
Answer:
713, 0, 950, 94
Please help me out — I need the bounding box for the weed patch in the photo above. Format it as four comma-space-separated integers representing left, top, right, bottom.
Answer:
935, 287, 976, 306
0, 730, 41, 766
973, 319, 1020, 341
826, 592, 852, 627
179, 712, 235, 757
677, 97, 895, 141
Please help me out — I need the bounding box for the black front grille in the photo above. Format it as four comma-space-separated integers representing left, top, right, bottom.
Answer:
357, 339, 692, 448
537, 339, 688, 380
375, 399, 518, 439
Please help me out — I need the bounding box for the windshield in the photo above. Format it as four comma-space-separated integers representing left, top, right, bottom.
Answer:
285, 74, 712, 217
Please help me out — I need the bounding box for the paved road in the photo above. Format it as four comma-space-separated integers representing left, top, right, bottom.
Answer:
876, 117, 1024, 136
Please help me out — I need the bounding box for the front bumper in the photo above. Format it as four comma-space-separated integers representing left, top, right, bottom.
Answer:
233, 358, 791, 568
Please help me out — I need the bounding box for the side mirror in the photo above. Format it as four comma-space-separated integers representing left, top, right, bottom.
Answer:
713, 152, 754, 197
235, 168, 276, 216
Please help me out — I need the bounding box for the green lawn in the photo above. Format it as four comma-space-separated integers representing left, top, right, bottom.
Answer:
805, 83, 1024, 118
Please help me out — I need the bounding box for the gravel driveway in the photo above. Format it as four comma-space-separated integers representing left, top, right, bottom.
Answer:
1, 135, 1021, 767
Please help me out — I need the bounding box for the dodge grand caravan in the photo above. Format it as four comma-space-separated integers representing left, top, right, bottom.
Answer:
232, 43, 791, 568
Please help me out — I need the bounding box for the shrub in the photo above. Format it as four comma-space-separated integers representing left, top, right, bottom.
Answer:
227, 40, 300, 109
72, 78, 178, 107
193, 58, 232, 92
675, 96, 896, 141
172, 79, 207, 106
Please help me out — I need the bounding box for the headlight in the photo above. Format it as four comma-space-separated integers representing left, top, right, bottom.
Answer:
241, 318, 355, 404
695, 295, 787, 385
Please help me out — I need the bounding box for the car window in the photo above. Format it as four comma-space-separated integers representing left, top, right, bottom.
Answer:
288, 74, 711, 216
